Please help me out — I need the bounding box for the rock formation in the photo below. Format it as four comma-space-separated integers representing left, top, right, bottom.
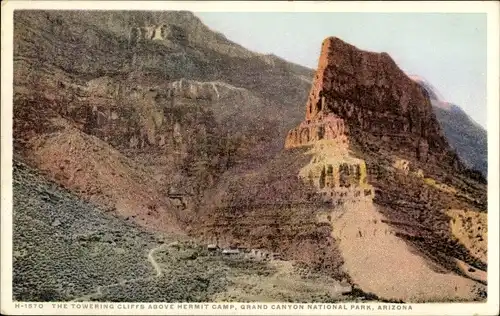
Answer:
300, 37, 457, 168
283, 36, 472, 207
280, 36, 487, 301
284, 38, 390, 205
285, 107, 373, 204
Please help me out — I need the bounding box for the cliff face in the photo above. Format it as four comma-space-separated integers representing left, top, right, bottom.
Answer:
283, 36, 465, 209
13, 10, 313, 231
300, 37, 458, 169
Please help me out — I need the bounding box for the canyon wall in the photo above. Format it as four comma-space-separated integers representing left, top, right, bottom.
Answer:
302, 37, 460, 169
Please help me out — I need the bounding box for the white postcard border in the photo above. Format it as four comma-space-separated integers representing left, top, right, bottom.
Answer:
1, 1, 499, 315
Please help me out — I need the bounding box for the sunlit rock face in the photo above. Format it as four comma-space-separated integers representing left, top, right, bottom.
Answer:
285, 110, 373, 205
298, 148, 374, 205
284, 39, 385, 205
301, 37, 460, 168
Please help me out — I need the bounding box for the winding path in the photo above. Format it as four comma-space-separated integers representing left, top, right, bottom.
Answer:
148, 243, 168, 277
70, 242, 173, 302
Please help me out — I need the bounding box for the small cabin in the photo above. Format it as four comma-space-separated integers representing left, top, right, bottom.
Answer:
222, 248, 240, 255
207, 244, 218, 251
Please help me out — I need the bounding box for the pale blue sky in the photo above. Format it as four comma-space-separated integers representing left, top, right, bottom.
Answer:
196, 12, 487, 128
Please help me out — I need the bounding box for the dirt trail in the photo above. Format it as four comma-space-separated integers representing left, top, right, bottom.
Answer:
332, 200, 484, 302
148, 243, 167, 277
71, 243, 171, 302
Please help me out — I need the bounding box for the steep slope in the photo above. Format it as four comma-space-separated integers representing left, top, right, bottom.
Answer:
409, 76, 487, 178
13, 10, 313, 231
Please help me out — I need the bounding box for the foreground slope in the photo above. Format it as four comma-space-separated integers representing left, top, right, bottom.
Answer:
14, 160, 363, 302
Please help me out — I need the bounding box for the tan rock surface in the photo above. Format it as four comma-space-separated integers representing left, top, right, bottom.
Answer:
332, 201, 483, 302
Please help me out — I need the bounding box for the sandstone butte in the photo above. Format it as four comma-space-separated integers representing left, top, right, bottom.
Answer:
283, 37, 485, 302
284, 35, 455, 206
287, 36, 459, 166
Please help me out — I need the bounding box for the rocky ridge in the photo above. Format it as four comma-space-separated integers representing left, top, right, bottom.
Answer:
410, 75, 487, 178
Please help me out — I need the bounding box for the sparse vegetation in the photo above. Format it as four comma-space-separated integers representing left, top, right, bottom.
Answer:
13, 160, 158, 301
13, 161, 358, 303
11, 10, 488, 305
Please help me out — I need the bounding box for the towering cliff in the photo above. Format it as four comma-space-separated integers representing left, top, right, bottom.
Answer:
284, 36, 465, 207
13, 10, 312, 231
294, 37, 462, 172
279, 37, 488, 302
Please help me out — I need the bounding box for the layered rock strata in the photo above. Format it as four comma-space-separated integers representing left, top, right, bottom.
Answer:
285, 110, 373, 204
282, 37, 486, 301
285, 112, 349, 148
299, 148, 374, 205
301, 37, 458, 168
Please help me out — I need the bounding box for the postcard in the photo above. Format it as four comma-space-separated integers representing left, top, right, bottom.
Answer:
1, 1, 498, 315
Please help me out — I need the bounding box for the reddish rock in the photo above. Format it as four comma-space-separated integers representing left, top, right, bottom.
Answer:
285, 112, 349, 148
298, 37, 456, 166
